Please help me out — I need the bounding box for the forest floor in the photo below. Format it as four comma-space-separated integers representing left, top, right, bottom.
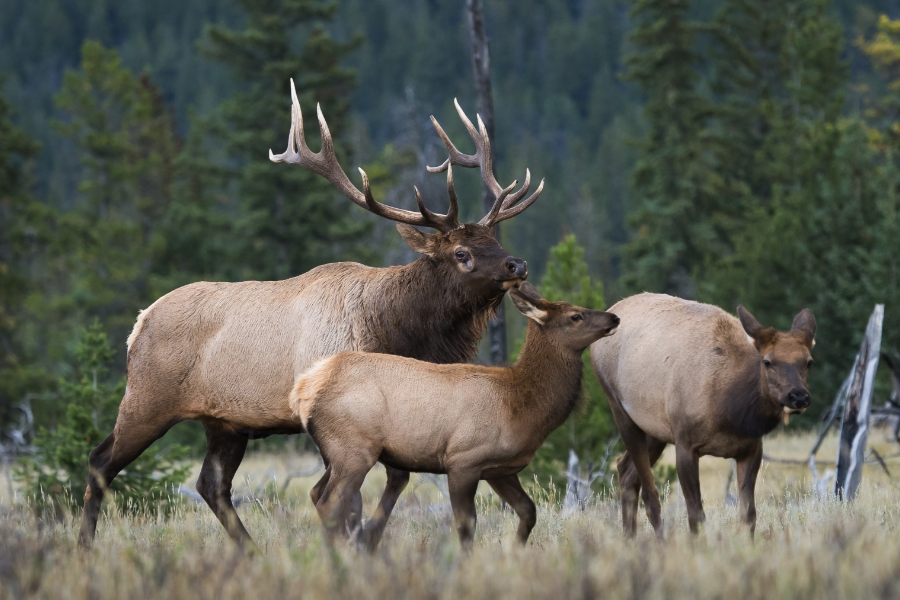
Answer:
1, 429, 900, 600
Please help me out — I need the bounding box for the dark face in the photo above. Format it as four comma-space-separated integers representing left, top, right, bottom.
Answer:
759, 334, 814, 414
738, 306, 816, 418
510, 283, 620, 351
397, 223, 528, 293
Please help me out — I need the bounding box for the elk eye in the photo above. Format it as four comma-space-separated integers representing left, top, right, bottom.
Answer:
455, 250, 469, 262
807, 359, 814, 369
763, 359, 772, 367
570, 314, 583, 322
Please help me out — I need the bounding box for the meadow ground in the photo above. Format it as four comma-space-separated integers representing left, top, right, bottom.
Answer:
1, 429, 900, 600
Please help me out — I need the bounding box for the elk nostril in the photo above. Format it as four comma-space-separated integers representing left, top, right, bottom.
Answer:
789, 390, 810, 407
507, 258, 526, 277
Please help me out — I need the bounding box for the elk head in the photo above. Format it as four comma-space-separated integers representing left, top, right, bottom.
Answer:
509, 283, 620, 351
269, 80, 543, 292
738, 305, 816, 422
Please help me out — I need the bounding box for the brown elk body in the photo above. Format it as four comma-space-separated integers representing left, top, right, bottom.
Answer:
77, 81, 545, 551
292, 283, 620, 550
589, 293, 816, 537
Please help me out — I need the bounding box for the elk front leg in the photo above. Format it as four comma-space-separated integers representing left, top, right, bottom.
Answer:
735, 440, 763, 538
361, 467, 410, 552
486, 475, 536, 544
447, 471, 481, 551
675, 444, 705, 534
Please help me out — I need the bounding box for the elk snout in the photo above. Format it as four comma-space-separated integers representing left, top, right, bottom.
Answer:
506, 257, 528, 279
605, 314, 620, 336
786, 388, 811, 410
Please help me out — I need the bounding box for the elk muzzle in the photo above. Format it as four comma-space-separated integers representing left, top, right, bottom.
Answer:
506, 257, 527, 279
784, 387, 811, 411
605, 314, 620, 336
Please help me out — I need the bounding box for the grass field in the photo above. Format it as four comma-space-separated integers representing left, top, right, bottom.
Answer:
2, 429, 900, 600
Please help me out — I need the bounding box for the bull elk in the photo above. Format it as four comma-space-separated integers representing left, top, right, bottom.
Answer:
590, 293, 816, 537
291, 282, 620, 550
77, 80, 545, 551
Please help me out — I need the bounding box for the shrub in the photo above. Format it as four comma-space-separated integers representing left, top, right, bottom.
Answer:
14, 320, 189, 515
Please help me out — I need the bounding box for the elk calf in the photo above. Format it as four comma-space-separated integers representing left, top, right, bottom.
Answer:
590, 293, 816, 537
291, 283, 619, 550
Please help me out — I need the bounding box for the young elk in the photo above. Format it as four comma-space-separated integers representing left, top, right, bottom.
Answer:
77, 80, 545, 551
590, 294, 816, 538
291, 283, 620, 550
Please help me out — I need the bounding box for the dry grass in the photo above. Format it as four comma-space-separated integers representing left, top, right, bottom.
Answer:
2, 429, 900, 600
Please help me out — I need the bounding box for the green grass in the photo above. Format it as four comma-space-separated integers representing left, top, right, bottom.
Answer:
1, 431, 899, 600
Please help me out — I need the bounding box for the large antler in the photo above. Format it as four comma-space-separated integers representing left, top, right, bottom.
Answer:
269, 79, 462, 233
427, 99, 544, 228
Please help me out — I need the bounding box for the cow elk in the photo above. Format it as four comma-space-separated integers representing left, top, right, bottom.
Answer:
291, 282, 620, 550
590, 294, 816, 538
77, 80, 545, 551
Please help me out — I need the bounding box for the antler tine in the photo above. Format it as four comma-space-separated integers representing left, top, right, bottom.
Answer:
445, 164, 460, 225
269, 79, 367, 208
478, 179, 517, 228
501, 168, 532, 209
491, 178, 546, 225
425, 98, 541, 225
411, 164, 462, 232
358, 168, 443, 229
273, 79, 471, 230
426, 114, 479, 173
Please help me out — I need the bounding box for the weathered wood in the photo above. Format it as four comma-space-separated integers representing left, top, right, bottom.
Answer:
834, 304, 884, 500
466, 0, 507, 365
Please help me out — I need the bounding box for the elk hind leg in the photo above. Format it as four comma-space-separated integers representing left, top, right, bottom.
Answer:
619, 430, 664, 536
618, 437, 668, 538
314, 450, 378, 544
487, 474, 536, 544
78, 408, 175, 549
196, 421, 257, 551
361, 466, 410, 552
616, 451, 640, 537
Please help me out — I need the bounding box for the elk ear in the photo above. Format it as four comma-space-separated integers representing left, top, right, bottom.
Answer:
510, 282, 548, 325
396, 224, 437, 256
737, 305, 763, 342
791, 308, 817, 347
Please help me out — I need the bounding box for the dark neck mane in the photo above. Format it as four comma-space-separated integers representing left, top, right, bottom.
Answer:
510, 321, 585, 436
363, 256, 503, 364
720, 362, 782, 439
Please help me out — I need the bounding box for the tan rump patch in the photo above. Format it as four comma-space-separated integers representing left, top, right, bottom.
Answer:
126, 298, 161, 351
290, 356, 338, 427
84, 484, 92, 501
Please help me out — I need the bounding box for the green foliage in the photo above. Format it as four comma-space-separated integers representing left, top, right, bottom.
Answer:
523, 234, 619, 494
0, 88, 57, 424
14, 321, 189, 515
200, 0, 372, 281
621, 0, 734, 298
53, 41, 184, 335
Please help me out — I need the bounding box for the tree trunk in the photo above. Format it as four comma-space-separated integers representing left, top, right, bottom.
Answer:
466, 0, 507, 365
834, 304, 884, 500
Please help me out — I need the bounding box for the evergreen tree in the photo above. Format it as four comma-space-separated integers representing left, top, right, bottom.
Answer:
201, 0, 371, 281
14, 321, 189, 515
54, 41, 184, 341
621, 0, 731, 298
523, 235, 619, 497
0, 91, 57, 425
702, 0, 860, 414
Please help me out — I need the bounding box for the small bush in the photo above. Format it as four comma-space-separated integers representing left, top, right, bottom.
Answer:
14, 320, 189, 515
